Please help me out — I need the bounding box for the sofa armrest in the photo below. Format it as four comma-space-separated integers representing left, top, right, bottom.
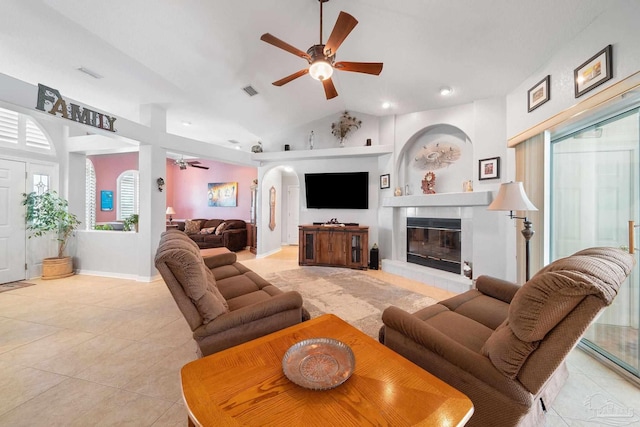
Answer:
475, 275, 520, 304
202, 252, 237, 269
194, 291, 303, 338
223, 228, 247, 251
381, 306, 528, 400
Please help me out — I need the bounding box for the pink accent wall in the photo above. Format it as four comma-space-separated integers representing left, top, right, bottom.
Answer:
89, 152, 139, 222
165, 159, 257, 221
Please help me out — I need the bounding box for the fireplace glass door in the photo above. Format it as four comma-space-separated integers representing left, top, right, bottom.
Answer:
407, 218, 461, 274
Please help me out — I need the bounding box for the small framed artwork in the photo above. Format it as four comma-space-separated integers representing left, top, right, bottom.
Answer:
100, 190, 113, 211
479, 157, 500, 180
574, 45, 612, 98
527, 75, 550, 112
380, 174, 390, 189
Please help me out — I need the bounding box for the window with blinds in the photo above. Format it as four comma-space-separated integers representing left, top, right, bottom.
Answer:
117, 170, 139, 220
86, 159, 96, 229
0, 107, 52, 153
0, 108, 19, 145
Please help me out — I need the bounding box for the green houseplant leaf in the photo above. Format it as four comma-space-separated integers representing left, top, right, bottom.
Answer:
23, 191, 81, 258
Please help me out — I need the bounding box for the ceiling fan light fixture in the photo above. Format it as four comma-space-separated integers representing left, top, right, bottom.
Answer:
309, 60, 333, 81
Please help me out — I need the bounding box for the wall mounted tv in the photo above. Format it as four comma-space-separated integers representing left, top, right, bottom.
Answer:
305, 172, 369, 209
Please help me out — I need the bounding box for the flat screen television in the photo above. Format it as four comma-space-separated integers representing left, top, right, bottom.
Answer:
305, 172, 369, 209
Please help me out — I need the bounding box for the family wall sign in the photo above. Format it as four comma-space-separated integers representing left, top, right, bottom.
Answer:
35, 83, 117, 132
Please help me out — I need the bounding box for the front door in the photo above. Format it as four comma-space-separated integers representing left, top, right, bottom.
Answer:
0, 158, 27, 284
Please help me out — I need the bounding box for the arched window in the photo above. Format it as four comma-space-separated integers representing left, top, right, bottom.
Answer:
117, 170, 139, 220
86, 159, 96, 229
0, 107, 54, 153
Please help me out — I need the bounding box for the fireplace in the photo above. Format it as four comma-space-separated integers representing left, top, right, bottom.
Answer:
406, 217, 461, 274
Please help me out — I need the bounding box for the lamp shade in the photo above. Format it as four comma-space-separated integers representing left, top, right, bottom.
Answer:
487, 182, 538, 212
165, 207, 176, 215
309, 60, 333, 81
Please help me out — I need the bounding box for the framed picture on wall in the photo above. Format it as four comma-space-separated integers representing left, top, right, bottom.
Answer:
574, 45, 613, 98
479, 157, 500, 180
527, 75, 550, 112
380, 174, 390, 189
207, 182, 238, 207
100, 190, 113, 211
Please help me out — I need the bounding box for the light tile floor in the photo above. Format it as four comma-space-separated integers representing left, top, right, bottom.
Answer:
0, 247, 638, 426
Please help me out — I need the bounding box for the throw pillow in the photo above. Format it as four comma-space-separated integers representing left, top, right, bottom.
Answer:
184, 219, 202, 234
199, 227, 216, 234
214, 222, 228, 235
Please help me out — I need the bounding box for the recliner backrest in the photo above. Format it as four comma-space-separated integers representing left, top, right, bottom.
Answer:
481, 247, 634, 393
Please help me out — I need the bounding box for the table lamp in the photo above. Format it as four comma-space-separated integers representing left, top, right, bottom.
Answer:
487, 182, 538, 281
166, 206, 176, 224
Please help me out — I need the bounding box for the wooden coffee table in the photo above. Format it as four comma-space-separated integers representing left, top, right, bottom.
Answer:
181, 314, 474, 426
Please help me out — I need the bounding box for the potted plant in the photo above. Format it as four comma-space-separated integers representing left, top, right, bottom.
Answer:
123, 213, 139, 232
23, 191, 81, 280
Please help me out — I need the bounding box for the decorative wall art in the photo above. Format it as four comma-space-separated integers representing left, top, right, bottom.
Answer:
527, 75, 550, 112
414, 142, 461, 170
100, 190, 113, 211
380, 174, 390, 189
574, 45, 612, 98
478, 157, 500, 180
269, 186, 276, 231
208, 182, 238, 207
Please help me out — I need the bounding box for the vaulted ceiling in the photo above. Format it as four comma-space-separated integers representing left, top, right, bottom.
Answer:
0, 0, 612, 152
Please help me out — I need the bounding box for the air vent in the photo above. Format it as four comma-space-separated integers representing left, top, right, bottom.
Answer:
76, 66, 103, 79
242, 85, 258, 96
228, 139, 240, 144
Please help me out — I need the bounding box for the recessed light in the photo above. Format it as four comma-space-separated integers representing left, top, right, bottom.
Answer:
235, 146, 240, 150
182, 121, 192, 126
440, 86, 453, 96
382, 102, 391, 109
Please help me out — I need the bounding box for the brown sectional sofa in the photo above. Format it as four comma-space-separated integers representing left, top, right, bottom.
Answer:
155, 229, 310, 357
177, 218, 247, 252
379, 247, 635, 427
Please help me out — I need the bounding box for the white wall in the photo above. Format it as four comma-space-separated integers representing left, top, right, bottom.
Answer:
506, 0, 640, 140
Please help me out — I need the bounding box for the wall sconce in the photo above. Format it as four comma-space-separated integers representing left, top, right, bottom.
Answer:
157, 177, 165, 192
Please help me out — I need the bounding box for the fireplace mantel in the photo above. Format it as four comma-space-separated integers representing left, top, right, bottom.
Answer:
382, 191, 492, 208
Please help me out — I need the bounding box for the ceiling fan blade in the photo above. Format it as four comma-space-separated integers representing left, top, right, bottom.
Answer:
260, 33, 311, 61
190, 164, 209, 170
324, 12, 358, 57
334, 61, 383, 75
322, 78, 338, 100
272, 69, 309, 86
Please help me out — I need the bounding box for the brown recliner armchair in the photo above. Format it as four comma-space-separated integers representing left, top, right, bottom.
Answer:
155, 230, 310, 356
380, 247, 635, 427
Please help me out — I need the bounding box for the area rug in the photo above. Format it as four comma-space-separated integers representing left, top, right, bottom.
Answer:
263, 267, 436, 339
0, 281, 36, 293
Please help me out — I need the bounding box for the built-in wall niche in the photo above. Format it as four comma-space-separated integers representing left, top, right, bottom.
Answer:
400, 124, 473, 195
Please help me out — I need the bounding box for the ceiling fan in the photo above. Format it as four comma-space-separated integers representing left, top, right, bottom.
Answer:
260, 0, 383, 100
174, 157, 209, 170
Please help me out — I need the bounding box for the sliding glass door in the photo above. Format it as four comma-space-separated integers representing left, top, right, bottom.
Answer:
551, 107, 639, 379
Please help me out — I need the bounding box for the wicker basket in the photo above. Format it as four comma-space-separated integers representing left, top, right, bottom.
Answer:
42, 256, 74, 280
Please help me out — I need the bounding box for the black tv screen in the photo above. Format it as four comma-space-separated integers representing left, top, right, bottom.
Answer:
305, 172, 369, 209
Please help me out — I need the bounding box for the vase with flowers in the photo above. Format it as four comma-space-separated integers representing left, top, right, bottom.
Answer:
331, 111, 361, 148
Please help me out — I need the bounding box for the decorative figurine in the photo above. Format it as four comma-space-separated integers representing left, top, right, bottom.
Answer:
394, 187, 403, 196
421, 171, 436, 194
251, 141, 263, 153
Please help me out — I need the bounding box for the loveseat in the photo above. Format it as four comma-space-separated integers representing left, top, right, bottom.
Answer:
177, 218, 247, 251
155, 229, 310, 356
379, 247, 635, 427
